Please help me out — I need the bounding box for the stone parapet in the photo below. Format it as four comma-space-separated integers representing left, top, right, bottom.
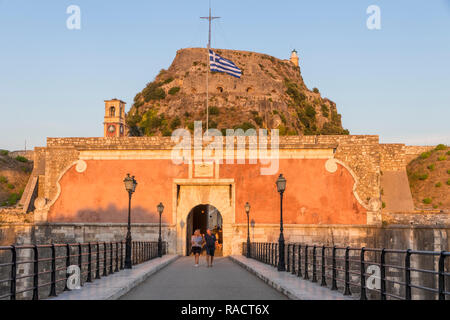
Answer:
404, 145, 434, 164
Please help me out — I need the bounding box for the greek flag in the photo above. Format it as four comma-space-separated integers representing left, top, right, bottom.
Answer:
209, 49, 242, 78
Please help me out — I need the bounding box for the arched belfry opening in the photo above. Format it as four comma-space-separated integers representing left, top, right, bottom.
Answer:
186, 204, 223, 257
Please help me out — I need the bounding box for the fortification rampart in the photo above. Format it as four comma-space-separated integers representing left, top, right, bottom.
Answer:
41, 135, 382, 210
17, 135, 442, 236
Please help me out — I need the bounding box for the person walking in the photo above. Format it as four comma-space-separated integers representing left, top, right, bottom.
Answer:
191, 229, 203, 267
204, 229, 217, 267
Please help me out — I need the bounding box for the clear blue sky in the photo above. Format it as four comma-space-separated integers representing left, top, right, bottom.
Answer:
1, 0, 449, 151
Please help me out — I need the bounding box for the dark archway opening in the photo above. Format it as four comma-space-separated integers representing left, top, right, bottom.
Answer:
186, 204, 223, 257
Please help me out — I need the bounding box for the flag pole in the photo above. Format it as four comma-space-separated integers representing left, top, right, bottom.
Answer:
201, 2, 220, 135
206, 43, 209, 135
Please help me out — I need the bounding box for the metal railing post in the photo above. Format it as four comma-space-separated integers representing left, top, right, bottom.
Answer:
272, 243, 276, 266
286, 244, 290, 272
380, 248, 386, 300
120, 241, 124, 269
115, 242, 119, 272
262, 243, 264, 263
312, 245, 317, 282
136, 242, 139, 264
110, 243, 114, 273
331, 246, 337, 290
275, 243, 278, 267
320, 245, 326, 286
32, 245, 39, 300
343, 246, 351, 295
297, 244, 302, 278
87, 243, 92, 283
258, 243, 261, 261
10, 245, 17, 300
49, 244, 57, 296
103, 243, 107, 276
78, 243, 82, 286
64, 244, 70, 291
145, 242, 148, 261
291, 244, 296, 274
260, 243, 263, 262
96, 242, 101, 279
438, 251, 446, 300
360, 247, 367, 300
263, 243, 266, 263
304, 244, 309, 280
405, 249, 411, 300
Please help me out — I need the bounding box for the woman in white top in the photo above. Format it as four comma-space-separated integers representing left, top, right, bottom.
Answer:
191, 229, 203, 267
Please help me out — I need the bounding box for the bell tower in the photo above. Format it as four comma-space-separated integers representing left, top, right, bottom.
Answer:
290, 49, 299, 67
104, 99, 126, 137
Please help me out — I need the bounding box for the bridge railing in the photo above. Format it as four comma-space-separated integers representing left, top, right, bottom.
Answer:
0, 241, 168, 300
242, 242, 450, 300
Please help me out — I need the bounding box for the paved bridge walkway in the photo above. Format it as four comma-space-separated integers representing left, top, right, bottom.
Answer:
120, 256, 288, 300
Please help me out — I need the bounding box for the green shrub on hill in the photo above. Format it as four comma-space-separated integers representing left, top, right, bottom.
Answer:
21, 167, 31, 173
234, 122, 256, 131
126, 112, 143, 137
427, 164, 435, 171
6, 193, 21, 206
168, 86, 180, 95
321, 104, 329, 118
170, 116, 181, 130
209, 120, 218, 129
422, 198, 432, 204
138, 109, 166, 136
437, 155, 447, 161
435, 144, 447, 151
0, 150, 8, 156
142, 82, 166, 102
254, 115, 263, 127
305, 105, 316, 118
209, 106, 220, 116
420, 152, 431, 159
285, 79, 306, 106
15, 156, 28, 163
0, 176, 7, 184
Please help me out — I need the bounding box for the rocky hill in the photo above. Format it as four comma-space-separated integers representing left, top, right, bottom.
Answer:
126, 48, 348, 136
407, 144, 450, 210
0, 150, 33, 207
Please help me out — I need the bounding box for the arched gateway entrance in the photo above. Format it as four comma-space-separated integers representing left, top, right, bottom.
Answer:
186, 204, 223, 256
174, 180, 235, 256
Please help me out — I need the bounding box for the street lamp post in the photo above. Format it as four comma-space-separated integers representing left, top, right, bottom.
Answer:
123, 174, 137, 269
245, 202, 251, 258
157, 202, 164, 257
276, 174, 286, 271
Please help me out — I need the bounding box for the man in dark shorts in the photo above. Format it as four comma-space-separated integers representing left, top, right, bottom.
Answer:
204, 229, 217, 267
